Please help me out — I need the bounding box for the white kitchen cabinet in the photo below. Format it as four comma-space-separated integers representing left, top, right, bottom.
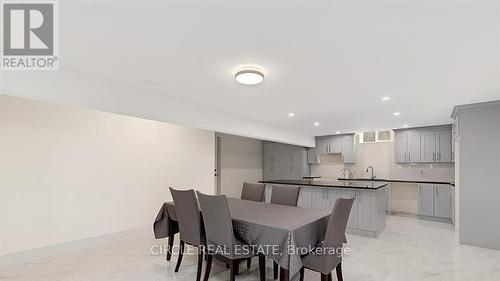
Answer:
418, 184, 454, 222
297, 186, 312, 208
311, 188, 328, 210
264, 185, 272, 203
358, 191, 376, 231
325, 189, 342, 211
263, 142, 274, 163
418, 184, 435, 216
407, 131, 421, 162
434, 184, 453, 219
307, 147, 320, 164
341, 189, 359, 229
262, 142, 310, 179
263, 164, 273, 180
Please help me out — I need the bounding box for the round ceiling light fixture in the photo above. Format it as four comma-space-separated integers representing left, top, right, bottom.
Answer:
235, 68, 264, 85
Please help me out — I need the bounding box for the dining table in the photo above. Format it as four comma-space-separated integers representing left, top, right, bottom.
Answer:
153, 197, 331, 281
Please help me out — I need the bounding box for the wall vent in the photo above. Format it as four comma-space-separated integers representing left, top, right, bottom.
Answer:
377, 131, 391, 141
363, 131, 376, 142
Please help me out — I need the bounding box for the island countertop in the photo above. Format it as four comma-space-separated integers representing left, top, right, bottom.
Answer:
259, 179, 388, 190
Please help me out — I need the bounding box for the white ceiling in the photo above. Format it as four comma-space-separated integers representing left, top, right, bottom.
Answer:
2, 1, 500, 145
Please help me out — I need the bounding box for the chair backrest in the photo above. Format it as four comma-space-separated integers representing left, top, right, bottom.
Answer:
169, 188, 203, 246
323, 197, 355, 248
241, 182, 266, 202
196, 191, 235, 254
270, 185, 301, 206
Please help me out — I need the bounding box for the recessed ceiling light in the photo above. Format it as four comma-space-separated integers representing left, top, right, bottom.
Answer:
314, 122, 320, 127
393, 111, 401, 116
288, 113, 295, 117
336, 131, 341, 134
235, 68, 264, 85
382, 96, 391, 101
402, 124, 409, 128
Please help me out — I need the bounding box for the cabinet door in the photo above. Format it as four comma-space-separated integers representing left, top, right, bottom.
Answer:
273, 164, 289, 180
325, 189, 342, 211
316, 137, 329, 154
292, 146, 304, 164
341, 189, 359, 228
311, 188, 327, 210
277, 144, 292, 163
435, 185, 453, 219
358, 191, 376, 231
418, 184, 435, 216
263, 164, 273, 180
298, 187, 312, 208
307, 147, 319, 164
263, 142, 273, 163
421, 130, 437, 162
341, 135, 356, 163
395, 131, 408, 163
407, 131, 421, 162
436, 129, 452, 162
329, 136, 342, 153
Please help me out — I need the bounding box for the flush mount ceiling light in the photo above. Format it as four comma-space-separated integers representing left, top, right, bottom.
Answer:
402, 124, 409, 128
381, 96, 391, 101
235, 68, 264, 85
288, 113, 295, 117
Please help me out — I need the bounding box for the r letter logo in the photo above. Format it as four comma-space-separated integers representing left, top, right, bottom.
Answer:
2, 2, 59, 70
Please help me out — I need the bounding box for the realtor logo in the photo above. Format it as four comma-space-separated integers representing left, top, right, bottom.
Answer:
1, 1, 59, 70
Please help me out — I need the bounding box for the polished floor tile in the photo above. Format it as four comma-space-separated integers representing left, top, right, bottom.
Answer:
1, 215, 500, 281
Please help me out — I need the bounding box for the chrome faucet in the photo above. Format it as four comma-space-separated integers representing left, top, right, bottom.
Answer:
366, 166, 375, 180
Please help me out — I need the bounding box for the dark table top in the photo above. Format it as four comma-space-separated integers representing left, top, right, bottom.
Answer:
260, 179, 388, 190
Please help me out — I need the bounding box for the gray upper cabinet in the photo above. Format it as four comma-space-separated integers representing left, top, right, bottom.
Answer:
395, 130, 420, 163
307, 147, 320, 164
316, 137, 329, 154
395, 125, 453, 163
418, 184, 435, 216
395, 131, 408, 163
407, 131, 421, 162
421, 130, 437, 162
341, 134, 356, 163
436, 129, 452, 162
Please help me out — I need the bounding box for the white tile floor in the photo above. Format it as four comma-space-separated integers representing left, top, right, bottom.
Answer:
1, 215, 500, 281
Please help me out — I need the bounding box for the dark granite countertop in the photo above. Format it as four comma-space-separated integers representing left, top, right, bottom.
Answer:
337, 178, 455, 186
259, 179, 388, 190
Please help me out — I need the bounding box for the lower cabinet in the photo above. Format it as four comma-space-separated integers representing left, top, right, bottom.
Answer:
418, 184, 454, 222
265, 184, 387, 237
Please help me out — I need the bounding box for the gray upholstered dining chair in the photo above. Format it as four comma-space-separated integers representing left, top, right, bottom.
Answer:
240, 182, 266, 202
271, 185, 301, 206
196, 191, 266, 281
269, 185, 301, 279
299, 197, 354, 281
169, 188, 206, 281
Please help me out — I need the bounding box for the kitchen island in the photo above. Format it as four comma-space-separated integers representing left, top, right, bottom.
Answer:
260, 179, 388, 238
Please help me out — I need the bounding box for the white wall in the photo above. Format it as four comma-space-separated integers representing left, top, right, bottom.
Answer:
0, 95, 215, 256
218, 133, 262, 198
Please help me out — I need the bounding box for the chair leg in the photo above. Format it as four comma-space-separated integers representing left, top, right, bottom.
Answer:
203, 255, 213, 281
247, 258, 252, 269
196, 251, 203, 281
258, 255, 266, 281
299, 267, 304, 281
235, 260, 240, 275
229, 260, 237, 281
226, 264, 230, 269
280, 267, 290, 281
320, 273, 328, 281
166, 228, 174, 261
273, 261, 279, 279
335, 262, 343, 281
174, 240, 184, 272
328, 272, 332, 281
